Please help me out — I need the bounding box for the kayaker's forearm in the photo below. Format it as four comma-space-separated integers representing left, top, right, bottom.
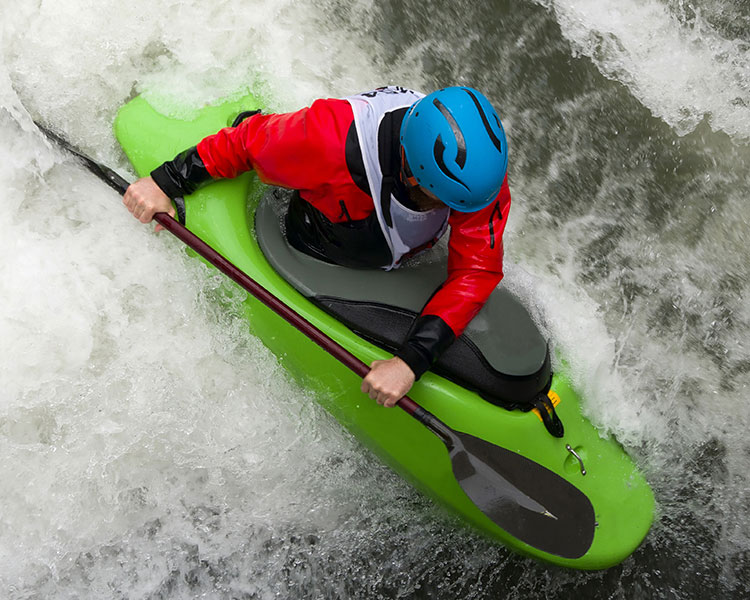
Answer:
399, 266, 503, 378
395, 315, 456, 380
150, 146, 213, 199
423, 267, 503, 337
150, 110, 267, 198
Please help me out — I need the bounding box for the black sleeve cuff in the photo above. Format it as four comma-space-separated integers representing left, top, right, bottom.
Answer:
151, 163, 184, 199
395, 315, 456, 380
150, 146, 212, 199
395, 344, 431, 381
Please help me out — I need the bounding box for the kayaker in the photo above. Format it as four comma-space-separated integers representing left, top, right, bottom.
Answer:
123, 86, 511, 409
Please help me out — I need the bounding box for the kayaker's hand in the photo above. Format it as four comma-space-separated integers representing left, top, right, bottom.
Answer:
123, 176, 175, 231
361, 357, 416, 408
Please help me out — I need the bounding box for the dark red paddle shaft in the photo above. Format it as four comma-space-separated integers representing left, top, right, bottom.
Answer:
153, 213, 600, 554
37, 126, 601, 558
33, 121, 425, 419
153, 212, 423, 417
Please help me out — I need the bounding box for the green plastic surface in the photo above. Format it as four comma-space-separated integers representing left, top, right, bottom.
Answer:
114, 92, 654, 569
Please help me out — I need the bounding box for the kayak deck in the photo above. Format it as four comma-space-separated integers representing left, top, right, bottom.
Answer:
255, 187, 552, 407
114, 92, 654, 569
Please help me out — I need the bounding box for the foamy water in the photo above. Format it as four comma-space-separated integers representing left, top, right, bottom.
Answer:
535, 0, 750, 139
2, 0, 750, 598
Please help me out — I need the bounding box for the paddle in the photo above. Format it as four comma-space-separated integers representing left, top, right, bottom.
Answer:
36, 122, 596, 559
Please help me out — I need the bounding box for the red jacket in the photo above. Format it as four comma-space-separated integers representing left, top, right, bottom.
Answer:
196, 98, 511, 344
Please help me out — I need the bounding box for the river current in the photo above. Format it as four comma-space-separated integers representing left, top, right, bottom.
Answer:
2, 1, 749, 598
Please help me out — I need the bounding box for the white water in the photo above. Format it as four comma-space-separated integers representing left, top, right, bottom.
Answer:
2, 0, 750, 597
1, 2, 421, 597
535, 0, 750, 139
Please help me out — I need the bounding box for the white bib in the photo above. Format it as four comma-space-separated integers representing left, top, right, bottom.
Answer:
346, 87, 450, 270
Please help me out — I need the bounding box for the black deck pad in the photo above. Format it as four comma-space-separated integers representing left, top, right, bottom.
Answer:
255, 189, 551, 407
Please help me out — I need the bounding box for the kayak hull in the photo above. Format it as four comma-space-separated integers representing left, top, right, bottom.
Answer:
114, 92, 654, 569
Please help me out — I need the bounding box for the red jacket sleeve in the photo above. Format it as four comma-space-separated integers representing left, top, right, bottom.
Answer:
196, 98, 373, 221
421, 177, 511, 336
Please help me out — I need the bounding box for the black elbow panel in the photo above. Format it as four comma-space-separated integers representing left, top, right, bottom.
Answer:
396, 315, 456, 380
150, 146, 212, 198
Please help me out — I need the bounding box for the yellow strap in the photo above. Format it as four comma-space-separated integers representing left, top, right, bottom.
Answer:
532, 390, 561, 422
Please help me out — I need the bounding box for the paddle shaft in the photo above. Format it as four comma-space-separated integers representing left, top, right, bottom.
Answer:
37, 127, 433, 426
153, 210, 432, 416
36, 124, 609, 560
106, 169, 572, 533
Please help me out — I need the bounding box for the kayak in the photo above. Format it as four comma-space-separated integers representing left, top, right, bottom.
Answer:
113, 91, 654, 569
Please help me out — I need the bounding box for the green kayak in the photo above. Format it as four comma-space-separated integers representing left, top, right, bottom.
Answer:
113, 90, 654, 570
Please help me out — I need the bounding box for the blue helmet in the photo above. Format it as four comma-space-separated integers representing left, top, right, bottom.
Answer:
399, 87, 508, 212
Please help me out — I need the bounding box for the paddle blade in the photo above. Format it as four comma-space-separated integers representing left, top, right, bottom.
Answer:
450, 431, 596, 559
